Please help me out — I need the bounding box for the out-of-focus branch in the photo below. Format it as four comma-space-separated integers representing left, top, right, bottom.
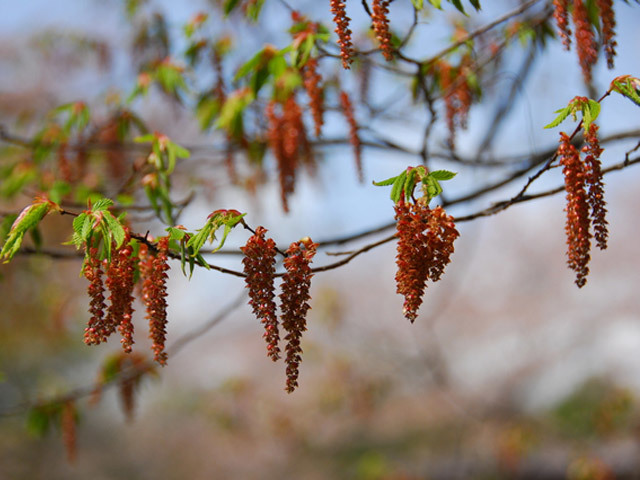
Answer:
0, 290, 246, 418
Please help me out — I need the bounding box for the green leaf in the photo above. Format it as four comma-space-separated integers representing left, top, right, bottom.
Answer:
244, 0, 265, 21
450, 0, 466, 14
103, 212, 126, 249
91, 198, 114, 212
412, 0, 424, 9
196, 96, 222, 130
372, 175, 398, 187
167, 145, 177, 174
101, 354, 123, 383
195, 253, 210, 271
216, 89, 253, 137
27, 407, 52, 437
0, 214, 17, 244
224, 0, 242, 16
134, 134, 155, 144
73, 213, 87, 236
429, 170, 457, 181
80, 215, 93, 244
0, 201, 54, 263
404, 169, 418, 201
186, 224, 213, 255
423, 176, 443, 200
429, 0, 443, 8
48, 180, 71, 204
211, 212, 245, 252
390, 170, 407, 203
167, 226, 187, 241
235, 49, 267, 80
585, 99, 601, 128
170, 142, 190, 159
544, 106, 572, 129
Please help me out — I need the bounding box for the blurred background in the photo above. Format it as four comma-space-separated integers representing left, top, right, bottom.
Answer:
1, 0, 640, 478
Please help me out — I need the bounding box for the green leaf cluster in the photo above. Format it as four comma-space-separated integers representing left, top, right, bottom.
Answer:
187, 209, 246, 255
235, 46, 289, 97
51, 102, 90, 136
289, 20, 330, 68
164, 210, 245, 277
216, 88, 255, 138
373, 167, 456, 204
70, 198, 126, 261
223, 0, 265, 21
610, 75, 640, 107
166, 226, 208, 277
544, 96, 601, 132
134, 133, 190, 224
127, 60, 188, 103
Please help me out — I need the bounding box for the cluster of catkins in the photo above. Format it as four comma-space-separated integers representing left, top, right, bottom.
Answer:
265, 98, 313, 213
556, 123, 608, 287
394, 202, 459, 322
330, 0, 394, 66
83, 232, 171, 365
241, 227, 317, 392
553, 0, 617, 83
262, 11, 365, 213
265, 87, 362, 211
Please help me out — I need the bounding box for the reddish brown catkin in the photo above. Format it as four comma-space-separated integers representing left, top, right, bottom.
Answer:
438, 61, 472, 149
266, 100, 295, 212
372, 0, 394, 61
425, 206, 459, 283
303, 58, 324, 137
395, 202, 459, 322
339, 91, 363, 182
583, 124, 608, 250
241, 226, 280, 361
83, 247, 108, 345
395, 201, 428, 323
280, 237, 317, 393
141, 237, 171, 365
116, 353, 147, 422
105, 235, 137, 353
330, 0, 354, 69
558, 132, 591, 287
597, 0, 617, 69
61, 401, 77, 463
573, 0, 598, 84
284, 95, 314, 172
553, 0, 571, 50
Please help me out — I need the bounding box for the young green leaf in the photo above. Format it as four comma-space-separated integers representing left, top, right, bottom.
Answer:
92, 198, 114, 212
404, 169, 418, 201
372, 175, 399, 187
167, 226, 188, 241
27, 406, 54, 437
224, 0, 242, 16
544, 106, 572, 129
103, 212, 126, 249
390, 170, 407, 203
429, 170, 457, 181
0, 201, 55, 263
